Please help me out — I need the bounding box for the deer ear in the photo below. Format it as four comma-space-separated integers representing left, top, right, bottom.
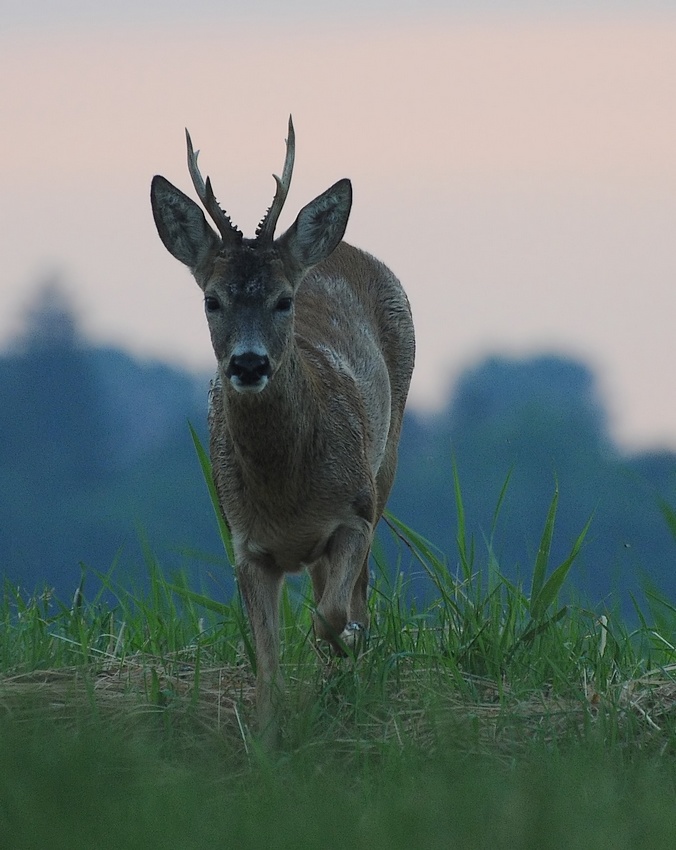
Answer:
151, 175, 221, 273
277, 178, 352, 273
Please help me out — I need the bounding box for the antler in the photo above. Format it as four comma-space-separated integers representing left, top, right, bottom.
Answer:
255, 116, 296, 244
185, 130, 243, 247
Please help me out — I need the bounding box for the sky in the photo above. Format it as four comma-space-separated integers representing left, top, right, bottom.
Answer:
1, 1, 676, 452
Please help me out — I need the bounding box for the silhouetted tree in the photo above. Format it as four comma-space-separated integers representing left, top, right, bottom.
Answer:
390, 354, 676, 612
0, 279, 106, 486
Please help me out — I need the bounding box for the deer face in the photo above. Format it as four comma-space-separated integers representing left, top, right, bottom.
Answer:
150, 118, 353, 390
203, 248, 296, 393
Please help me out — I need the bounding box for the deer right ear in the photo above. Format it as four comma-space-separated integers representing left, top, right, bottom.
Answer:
151, 175, 221, 273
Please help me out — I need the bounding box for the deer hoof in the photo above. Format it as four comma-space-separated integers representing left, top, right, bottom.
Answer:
339, 622, 367, 653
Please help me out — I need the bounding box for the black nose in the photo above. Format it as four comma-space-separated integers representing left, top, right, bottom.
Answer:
226, 353, 272, 385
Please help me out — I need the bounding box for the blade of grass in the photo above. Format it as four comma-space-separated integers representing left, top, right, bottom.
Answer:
531, 483, 559, 606
659, 499, 676, 544
451, 456, 472, 580
189, 422, 235, 566
530, 512, 593, 621
165, 583, 231, 617
490, 467, 513, 541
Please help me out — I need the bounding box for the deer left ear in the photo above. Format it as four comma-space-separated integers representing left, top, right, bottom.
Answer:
278, 178, 352, 273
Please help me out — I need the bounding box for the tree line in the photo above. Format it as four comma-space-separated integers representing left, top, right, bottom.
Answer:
1, 284, 675, 614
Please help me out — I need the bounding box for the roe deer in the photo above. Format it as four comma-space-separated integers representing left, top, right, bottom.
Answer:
150, 118, 415, 742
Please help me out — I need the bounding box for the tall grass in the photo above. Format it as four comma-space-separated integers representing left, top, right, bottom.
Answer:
1, 456, 675, 848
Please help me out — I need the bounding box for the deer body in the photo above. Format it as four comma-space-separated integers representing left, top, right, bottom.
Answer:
151, 120, 414, 741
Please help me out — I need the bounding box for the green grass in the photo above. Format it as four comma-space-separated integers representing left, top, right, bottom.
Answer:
1, 467, 676, 849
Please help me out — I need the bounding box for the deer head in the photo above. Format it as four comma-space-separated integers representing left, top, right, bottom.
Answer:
150, 117, 352, 393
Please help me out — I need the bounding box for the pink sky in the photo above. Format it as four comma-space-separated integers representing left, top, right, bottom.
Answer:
1, 14, 676, 450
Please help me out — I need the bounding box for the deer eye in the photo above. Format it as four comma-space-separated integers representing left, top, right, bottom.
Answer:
275, 297, 293, 312
205, 295, 221, 313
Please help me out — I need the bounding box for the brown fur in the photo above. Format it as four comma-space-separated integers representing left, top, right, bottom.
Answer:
151, 126, 414, 744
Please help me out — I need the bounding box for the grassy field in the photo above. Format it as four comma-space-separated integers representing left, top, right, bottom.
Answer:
1, 477, 675, 849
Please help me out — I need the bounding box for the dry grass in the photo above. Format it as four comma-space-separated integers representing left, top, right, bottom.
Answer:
2, 654, 674, 759
0, 654, 255, 741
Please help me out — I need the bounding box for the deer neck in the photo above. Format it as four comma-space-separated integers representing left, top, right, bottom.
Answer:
220, 344, 317, 474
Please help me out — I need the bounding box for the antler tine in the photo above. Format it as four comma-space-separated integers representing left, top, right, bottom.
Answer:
185, 129, 242, 247
255, 115, 296, 243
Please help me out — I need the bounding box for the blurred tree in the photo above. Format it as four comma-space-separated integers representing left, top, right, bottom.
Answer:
0, 277, 221, 597
388, 355, 676, 612
1, 279, 106, 487
14, 279, 81, 353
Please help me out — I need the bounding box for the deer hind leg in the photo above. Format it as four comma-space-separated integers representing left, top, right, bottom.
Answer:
347, 549, 370, 627
309, 519, 372, 654
236, 556, 284, 746
338, 436, 399, 644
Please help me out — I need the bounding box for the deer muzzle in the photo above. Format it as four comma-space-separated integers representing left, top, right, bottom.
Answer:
226, 352, 272, 392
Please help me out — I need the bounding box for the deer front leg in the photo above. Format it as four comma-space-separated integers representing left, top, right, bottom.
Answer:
309, 519, 372, 653
236, 555, 284, 746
